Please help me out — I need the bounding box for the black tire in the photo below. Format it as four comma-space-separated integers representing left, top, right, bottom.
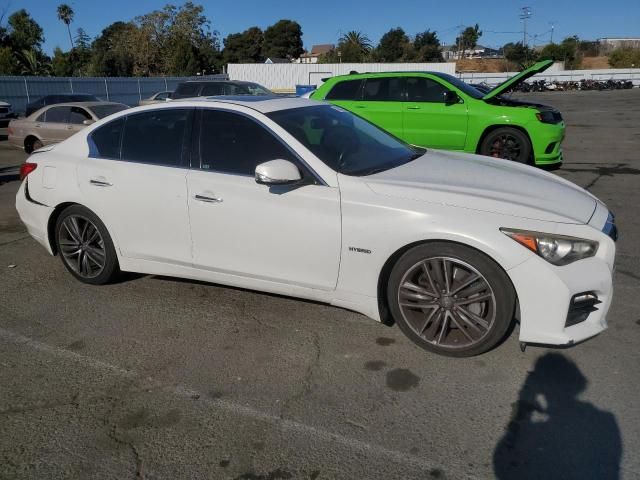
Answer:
25, 137, 43, 154
387, 242, 516, 357
55, 205, 119, 285
480, 127, 532, 164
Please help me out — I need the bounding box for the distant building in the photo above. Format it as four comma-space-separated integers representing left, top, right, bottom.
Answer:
442, 44, 502, 60
598, 37, 640, 53
264, 57, 291, 64
297, 44, 335, 64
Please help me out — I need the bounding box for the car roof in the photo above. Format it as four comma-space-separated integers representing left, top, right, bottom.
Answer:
326, 71, 452, 81
44, 101, 126, 108
167, 96, 321, 113
180, 80, 259, 85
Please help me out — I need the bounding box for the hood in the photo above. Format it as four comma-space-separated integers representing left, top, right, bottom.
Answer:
483, 59, 554, 100
365, 150, 597, 224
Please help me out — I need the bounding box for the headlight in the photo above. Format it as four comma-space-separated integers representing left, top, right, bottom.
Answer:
501, 229, 598, 266
535, 110, 561, 124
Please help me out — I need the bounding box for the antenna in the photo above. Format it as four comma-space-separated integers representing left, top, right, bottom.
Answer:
520, 6, 532, 46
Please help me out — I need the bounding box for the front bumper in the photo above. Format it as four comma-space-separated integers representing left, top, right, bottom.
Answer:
532, 121, 565, 166
508, 213, 616, 346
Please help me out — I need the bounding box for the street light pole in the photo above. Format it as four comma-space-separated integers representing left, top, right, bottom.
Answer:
520, 6, 532, 46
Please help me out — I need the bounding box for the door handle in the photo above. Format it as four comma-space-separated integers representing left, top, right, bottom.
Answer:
406, 106, 421, 110
90, 178, 112, 187
194, 194, 223, 203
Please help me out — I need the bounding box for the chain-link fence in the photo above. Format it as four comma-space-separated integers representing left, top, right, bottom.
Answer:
0, 74, 229, 115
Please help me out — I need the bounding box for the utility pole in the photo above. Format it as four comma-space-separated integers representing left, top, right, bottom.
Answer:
549, 21, 556, 44
520, 6, 532, 46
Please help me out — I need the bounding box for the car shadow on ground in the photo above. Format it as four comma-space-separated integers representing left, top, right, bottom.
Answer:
493, 352, 622, 479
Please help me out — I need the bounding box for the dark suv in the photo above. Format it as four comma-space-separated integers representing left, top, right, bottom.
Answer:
25, 93, 101, 117
171, 80, 273, 99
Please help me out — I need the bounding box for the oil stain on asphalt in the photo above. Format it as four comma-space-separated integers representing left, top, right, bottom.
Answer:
386, 368, 420, 392
375, 337, 396, 346
364, 360, 387, 371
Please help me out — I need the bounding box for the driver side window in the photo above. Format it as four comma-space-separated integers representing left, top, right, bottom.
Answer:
198, 110, 297, 176
406, 77, 448, 103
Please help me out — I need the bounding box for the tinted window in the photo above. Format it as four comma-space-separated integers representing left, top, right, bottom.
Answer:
199, 110, 296, 175
121, 109, 191, 167
69, 94, 99, 102
36, 112, 46, 122
430, 73, 485, 99
201, 83, 226, 96
89, 118, 124, 159
69, 107, 92, 124
406, 77, 448, 102
90, 104, 129, 119
325, 79, 363, 100
173, 83, 200, 98
44, 106, 70, 123
155, 92, 169, 100
267, 105, 423, 176
362, 78, 404, 101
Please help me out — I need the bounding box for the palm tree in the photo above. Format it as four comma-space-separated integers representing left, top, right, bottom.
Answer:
57, 4, 75, 49
339, 31, 372, 55
18, 50, 51, 76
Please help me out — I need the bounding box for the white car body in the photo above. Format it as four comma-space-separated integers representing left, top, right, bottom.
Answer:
15, 97, 616, 349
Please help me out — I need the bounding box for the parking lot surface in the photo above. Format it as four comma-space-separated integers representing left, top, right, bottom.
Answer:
1, 90, 639, 480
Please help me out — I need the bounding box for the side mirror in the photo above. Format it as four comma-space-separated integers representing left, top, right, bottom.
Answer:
444, 90, 460, 105
82, 119, 95, 125
255, 159, 302, 186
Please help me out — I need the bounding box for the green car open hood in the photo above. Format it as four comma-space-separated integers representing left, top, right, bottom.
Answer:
482, 59, 554, 100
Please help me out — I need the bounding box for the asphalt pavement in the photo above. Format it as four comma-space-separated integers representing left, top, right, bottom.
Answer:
1, 90, 639, 480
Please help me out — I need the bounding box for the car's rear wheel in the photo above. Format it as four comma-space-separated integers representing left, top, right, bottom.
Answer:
387, 242, 516, 357
25, 137, 43, 154
480, 127, 531, 163
55, 205, 119, 285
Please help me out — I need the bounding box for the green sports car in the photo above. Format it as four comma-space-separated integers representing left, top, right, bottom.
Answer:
310, 60, 564, 166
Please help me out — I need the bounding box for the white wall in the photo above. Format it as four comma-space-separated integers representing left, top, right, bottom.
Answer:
228, 63, 456, 90
459, 68, 640, 86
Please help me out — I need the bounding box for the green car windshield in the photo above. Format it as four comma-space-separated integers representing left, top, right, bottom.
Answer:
267, 105, 424, 176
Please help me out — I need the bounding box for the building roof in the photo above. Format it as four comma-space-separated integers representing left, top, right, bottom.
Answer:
265, 57, 291, 64
301, 44, 335, 57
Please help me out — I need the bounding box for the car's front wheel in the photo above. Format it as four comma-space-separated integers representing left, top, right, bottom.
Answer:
480, 127, 531, 163
387, 242, 516, 357
55, 205, 119, 285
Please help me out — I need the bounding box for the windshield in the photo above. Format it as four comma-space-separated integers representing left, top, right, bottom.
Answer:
267, 105, 424, 176
90, 104, 129, 119
430, 73, 485, 99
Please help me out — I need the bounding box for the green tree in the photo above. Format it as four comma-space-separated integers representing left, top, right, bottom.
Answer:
262, 19, 303, 60
69, 28, 92, 75
503, 42, 538, 68
51, 46, 72, 76
375, 27, 410, 62
90, 21, 137, 76
340, 31, 371, 56
223, 27, 263, 63
6, 9, 45, 53
413, 30, 443, 62
539, 36, 580, 69
456, 24, 482, 58
608, 47, 640, 68
56, 4, 74, 49
0, 46, 14, 74
17, 49, 50, 75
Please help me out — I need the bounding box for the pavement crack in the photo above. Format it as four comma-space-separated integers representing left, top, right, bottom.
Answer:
280, 333, 321, 419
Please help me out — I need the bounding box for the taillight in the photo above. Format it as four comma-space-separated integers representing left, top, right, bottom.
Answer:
7, 126, 12, 135
19, 162, 37, 180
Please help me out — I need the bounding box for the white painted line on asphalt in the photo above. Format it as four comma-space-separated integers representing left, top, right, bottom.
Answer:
0, 327, 456, 476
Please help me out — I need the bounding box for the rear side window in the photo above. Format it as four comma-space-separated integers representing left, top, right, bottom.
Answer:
406, 77, 448, 103
121, 109, 191, 167
325, 79, 363, 100
173, 83, 201, 98
201, 83, 226, 96
44, 106, 71, 123
199, 109, 297, 175
89, 118, 124, 159
362, 78, 404, 101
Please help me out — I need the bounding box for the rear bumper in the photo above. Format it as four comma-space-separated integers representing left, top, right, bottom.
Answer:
15, 181, 54, 255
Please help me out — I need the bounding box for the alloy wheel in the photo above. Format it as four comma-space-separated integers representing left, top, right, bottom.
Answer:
397, 256, 497, 350
489, 134, 522, 160
57, 215, 106, 279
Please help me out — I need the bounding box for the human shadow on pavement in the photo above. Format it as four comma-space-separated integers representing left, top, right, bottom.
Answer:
493, 353, 622, 480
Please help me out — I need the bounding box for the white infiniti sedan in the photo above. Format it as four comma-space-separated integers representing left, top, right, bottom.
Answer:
15, 96, 617, 357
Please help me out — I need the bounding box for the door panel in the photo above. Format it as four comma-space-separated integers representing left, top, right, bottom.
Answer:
187, 171, 341, 289
77, 108, 193, 265
402, 77, 468, 149
349, 77, 404, 138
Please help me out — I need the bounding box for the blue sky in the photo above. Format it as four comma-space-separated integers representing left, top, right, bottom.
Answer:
13, 0, 640, 55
